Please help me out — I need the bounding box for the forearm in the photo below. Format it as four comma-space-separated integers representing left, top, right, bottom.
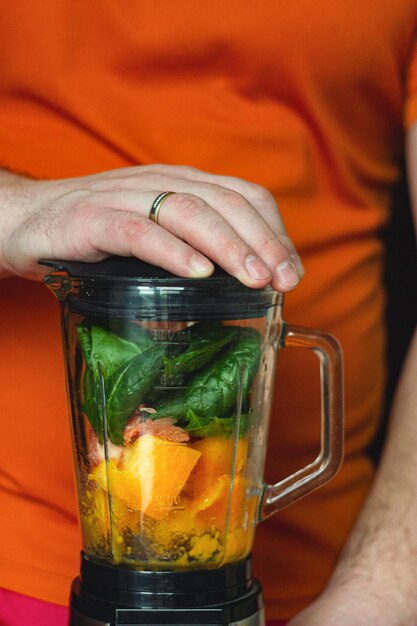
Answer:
288, 122, 417, 626
327, 327, 417, 616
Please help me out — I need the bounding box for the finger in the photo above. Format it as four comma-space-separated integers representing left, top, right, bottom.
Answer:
180, 169, 305, 284
187, 170, 304, 268
68, 205, 215, 278
112, 164, 304, 282
155, 180, 303, 290
151, 191, 276, 288
277, 234, 305, 278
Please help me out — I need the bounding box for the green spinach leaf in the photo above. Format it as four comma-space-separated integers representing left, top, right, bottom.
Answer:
184, 408, 248, 437
89, 325, 144, 379
155, 328, 261, 424
164, 322, 237, 376
77, 322, 152, 436
154, 391, 189, 420
107, 346, 165, 444
105, 320, 154, 352
185, 328, 262, 417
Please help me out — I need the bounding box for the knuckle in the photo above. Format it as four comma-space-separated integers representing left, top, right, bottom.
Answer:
175, 164, 200, 177
104, 214, 151, 243
149, 163, 174, 174
70, 200, 97, 224
138, 172, 168, 188
219, 189, 246, 211
257, 233, 282, 256
151, 163, 199, 177
222, 234, 247, 258
247, 183, 275, 206
169, 193, 207, 221
49, 199, 97, 254
90, 210, 148, 244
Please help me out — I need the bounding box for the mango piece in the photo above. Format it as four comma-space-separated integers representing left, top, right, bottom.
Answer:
88, 436, 201, 520
108, 464, 142, 509
192, 474, 247, 528
185, 436, 248, 497
114, 434, 201, 520
192, 475, 228, 513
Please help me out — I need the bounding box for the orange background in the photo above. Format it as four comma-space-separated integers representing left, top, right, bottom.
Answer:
0, 1, 416, 620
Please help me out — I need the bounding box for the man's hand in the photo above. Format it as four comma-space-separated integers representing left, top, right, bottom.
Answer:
0, 165, 303, 289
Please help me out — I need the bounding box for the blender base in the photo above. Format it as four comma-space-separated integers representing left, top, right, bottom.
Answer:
70, 607, 264, 626
69, 552, 264, 626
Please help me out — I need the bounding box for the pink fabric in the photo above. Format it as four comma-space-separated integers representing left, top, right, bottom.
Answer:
0, 588, 68, 626
0, 588, 287, 625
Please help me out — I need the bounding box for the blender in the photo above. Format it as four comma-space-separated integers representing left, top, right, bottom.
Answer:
43, 256, 344, 626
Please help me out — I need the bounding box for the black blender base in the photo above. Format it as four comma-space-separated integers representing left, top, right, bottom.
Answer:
69, 553, 264, 626
70, 607, 265, 626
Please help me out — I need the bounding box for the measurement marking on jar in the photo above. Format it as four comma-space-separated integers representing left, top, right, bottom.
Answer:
154, 386, 187, 391
155, 494, 185, 509
159, 373, 185, 386
154, 341, 189, 346
158, 506, 186, 511
151, 329, 191, 343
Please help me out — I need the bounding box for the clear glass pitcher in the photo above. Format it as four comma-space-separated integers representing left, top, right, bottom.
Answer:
44, 257, 343, 572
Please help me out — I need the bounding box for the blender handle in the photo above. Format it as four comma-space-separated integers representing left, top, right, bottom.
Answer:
259, 324, 344, 521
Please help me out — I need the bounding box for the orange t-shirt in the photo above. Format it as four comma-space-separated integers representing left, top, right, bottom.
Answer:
0, 2, 417, 621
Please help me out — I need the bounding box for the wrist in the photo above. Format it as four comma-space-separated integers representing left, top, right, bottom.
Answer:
0, 170, 44, 277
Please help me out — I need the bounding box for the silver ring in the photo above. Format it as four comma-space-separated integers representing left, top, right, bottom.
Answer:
149, 191, 175, 224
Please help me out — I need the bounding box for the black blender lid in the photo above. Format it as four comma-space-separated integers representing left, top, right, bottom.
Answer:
41, 256, 282, 320
41, 256, 242, 285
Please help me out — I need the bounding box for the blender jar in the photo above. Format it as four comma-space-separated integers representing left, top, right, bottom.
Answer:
44, 257, 343, 574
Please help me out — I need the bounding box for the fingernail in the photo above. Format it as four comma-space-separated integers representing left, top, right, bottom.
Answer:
276, 259, 299, 287
245, 254, 272, 280
190, 254, 214, 277
290, 254, 305, 278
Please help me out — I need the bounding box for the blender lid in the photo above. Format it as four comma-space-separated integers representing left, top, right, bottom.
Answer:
41, 256, 248, 283
40, 256, 282, 320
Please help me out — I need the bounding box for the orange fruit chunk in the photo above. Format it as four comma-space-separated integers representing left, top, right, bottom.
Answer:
192, 474, 247, 528
186, 436, 248, 497
111, 434, 201, 520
